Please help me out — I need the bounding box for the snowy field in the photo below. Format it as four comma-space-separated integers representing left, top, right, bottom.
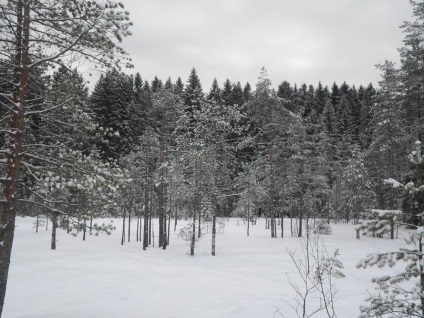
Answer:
4, 217, 410, 318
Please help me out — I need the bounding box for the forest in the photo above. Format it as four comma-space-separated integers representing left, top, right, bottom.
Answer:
2, 0, 424, 317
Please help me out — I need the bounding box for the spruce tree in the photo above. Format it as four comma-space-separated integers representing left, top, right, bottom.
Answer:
87, 69, 133, 161
221, 79, 233, 106
207, 78, 221, 103
183, 68, 203, 108
243, 82, 252, 102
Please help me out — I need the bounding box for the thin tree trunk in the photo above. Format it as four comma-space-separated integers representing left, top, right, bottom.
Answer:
198, 210, 201, 239
247, 202, 250, 237
89, 216, 93, 234
83, 217, 86, 241
121, 207, 126, 245
174, 205, 178, 231
280, 213, 283, 238
136, 206, 140, 242
167, 181, 172, 245
191, 212, 196, 256
128, 204, 131, 243
51, 213, 57, 250
143, 160, 149, 250
298, 207, 303, 237
212, 215, 216, 256
149, 180, 153, 245
167, 210, 170, 246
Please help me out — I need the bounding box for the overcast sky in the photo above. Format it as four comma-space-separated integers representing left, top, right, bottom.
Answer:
118, 0, 412, 91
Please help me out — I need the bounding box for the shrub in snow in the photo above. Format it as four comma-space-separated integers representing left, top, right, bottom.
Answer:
312, 220, 332, 235
356, 209, 402, 238
277, 235, 344, 318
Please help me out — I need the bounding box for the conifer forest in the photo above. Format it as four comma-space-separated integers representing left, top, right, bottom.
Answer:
2, 1, 424, 317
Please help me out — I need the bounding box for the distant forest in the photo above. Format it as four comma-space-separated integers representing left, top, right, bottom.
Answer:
1, 1, 423, 242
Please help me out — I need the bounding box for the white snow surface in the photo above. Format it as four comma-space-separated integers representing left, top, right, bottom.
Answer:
4, 217, 410, 318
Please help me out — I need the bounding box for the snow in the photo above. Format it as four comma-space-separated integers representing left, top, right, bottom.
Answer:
370, 209, 402, 217
383, 178, 403, 188
4, 217, 411, 318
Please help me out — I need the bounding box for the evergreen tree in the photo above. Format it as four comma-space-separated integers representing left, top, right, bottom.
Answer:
338, 147, 373, 223
339, 94, 355, 143
164, 77, 173, 90
87, 69, 133, 160
358, 141, 424, 318
366, 61, 408, 210
151, 76, 163, 93
0, 0, 133, 312
207, 78, 221, 103
243, 82, 252, 102
183, 68, 203, 108
399, 2, 424, 140
174, 77, 184, 96
221, 79, 233, 106
231, 81, 244, 106
313, 81, 327, 115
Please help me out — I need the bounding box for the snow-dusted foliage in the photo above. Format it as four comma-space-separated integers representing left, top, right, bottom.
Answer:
357, 142, 424, 317
338, 147, 373, 223
356, 209, 402, 238
313, 220, 332, 235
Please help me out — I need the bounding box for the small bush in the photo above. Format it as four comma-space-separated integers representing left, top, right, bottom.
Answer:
313, 220, 332, 235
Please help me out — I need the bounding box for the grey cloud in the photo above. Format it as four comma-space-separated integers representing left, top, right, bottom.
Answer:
119, 0, 412, 90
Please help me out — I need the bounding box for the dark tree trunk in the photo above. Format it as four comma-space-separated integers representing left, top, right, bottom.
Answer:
128, 206, 131, 243
0, 2, 29, 314
190, 212, 196, 256
149, 180, 153, 245
212, 215, 216, 256
280, 214, 283, 238
167, 210, 170, 246
247, 202, 250, 237
298, 208, 303, 237
121, 208, 126, 245
136, 206, 140, 242
197, 211, 201, 239
174, 205, 178, 231
143, 176, 149, 250
83, 218, 86, 241
51, 213, 57, 250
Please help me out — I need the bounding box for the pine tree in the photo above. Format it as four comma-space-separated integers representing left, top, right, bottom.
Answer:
358, 141, 424, 318
399, 2, 424, 141
366, 61, 408, 211
0, 1, 133, 314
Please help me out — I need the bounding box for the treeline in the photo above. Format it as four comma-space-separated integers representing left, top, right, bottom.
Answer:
2, 0, 424, 251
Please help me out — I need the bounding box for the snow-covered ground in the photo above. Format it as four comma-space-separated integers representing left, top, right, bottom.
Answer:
4, 217, 409, 318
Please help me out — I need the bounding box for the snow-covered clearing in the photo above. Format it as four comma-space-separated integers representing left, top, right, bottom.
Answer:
4, 217, 410, 318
